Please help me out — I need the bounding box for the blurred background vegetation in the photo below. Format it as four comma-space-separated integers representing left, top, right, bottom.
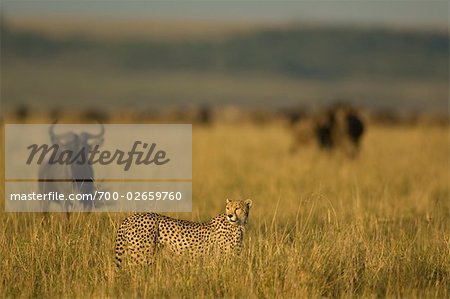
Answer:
1, 2, 448, 120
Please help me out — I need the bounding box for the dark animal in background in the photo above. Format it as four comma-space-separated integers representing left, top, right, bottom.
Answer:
38, 123, 105, 215
15, 104, 29, 121
281, 106, 309, 127
49, 108, 61, 122
198, 104, 212, 125
82, 108, 110, 123
291, 103, 365, 157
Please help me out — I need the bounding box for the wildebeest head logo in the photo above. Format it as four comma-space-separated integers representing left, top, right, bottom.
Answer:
48, 123, 105, 154
39, 123, 105, 214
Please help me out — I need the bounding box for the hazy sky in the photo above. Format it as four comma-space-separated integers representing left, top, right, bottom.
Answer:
2, 1, 448, 29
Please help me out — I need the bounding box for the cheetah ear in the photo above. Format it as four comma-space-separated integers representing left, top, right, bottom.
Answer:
226, 198, 231, 204
244, 199, 252, 207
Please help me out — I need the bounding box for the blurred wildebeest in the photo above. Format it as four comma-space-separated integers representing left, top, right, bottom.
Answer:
38, 123, 105, 216
82, 108, 110, 123
197, 104, 213, 125
15, 104, 29, 121
49, 107, 62, 122
279, 106, 309, 127
290, 103, 365, 157
161, 104, 214, 125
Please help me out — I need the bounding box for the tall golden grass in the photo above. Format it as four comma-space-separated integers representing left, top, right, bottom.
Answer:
0, 123, 448, 297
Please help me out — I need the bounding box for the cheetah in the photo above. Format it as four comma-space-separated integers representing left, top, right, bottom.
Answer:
114, 199, 252, 268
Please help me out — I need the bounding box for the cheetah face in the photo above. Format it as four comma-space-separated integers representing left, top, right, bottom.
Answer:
225, 199, 252, 225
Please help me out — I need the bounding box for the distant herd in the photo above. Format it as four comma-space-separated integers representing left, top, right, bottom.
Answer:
7, 101, 448, 162
9, 100, 446, 127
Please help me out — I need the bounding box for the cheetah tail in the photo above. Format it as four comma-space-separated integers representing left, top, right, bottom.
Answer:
114, 220, 128, 269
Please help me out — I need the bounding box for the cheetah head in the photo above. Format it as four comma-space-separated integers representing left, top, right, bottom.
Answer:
225, 199, 252, 225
